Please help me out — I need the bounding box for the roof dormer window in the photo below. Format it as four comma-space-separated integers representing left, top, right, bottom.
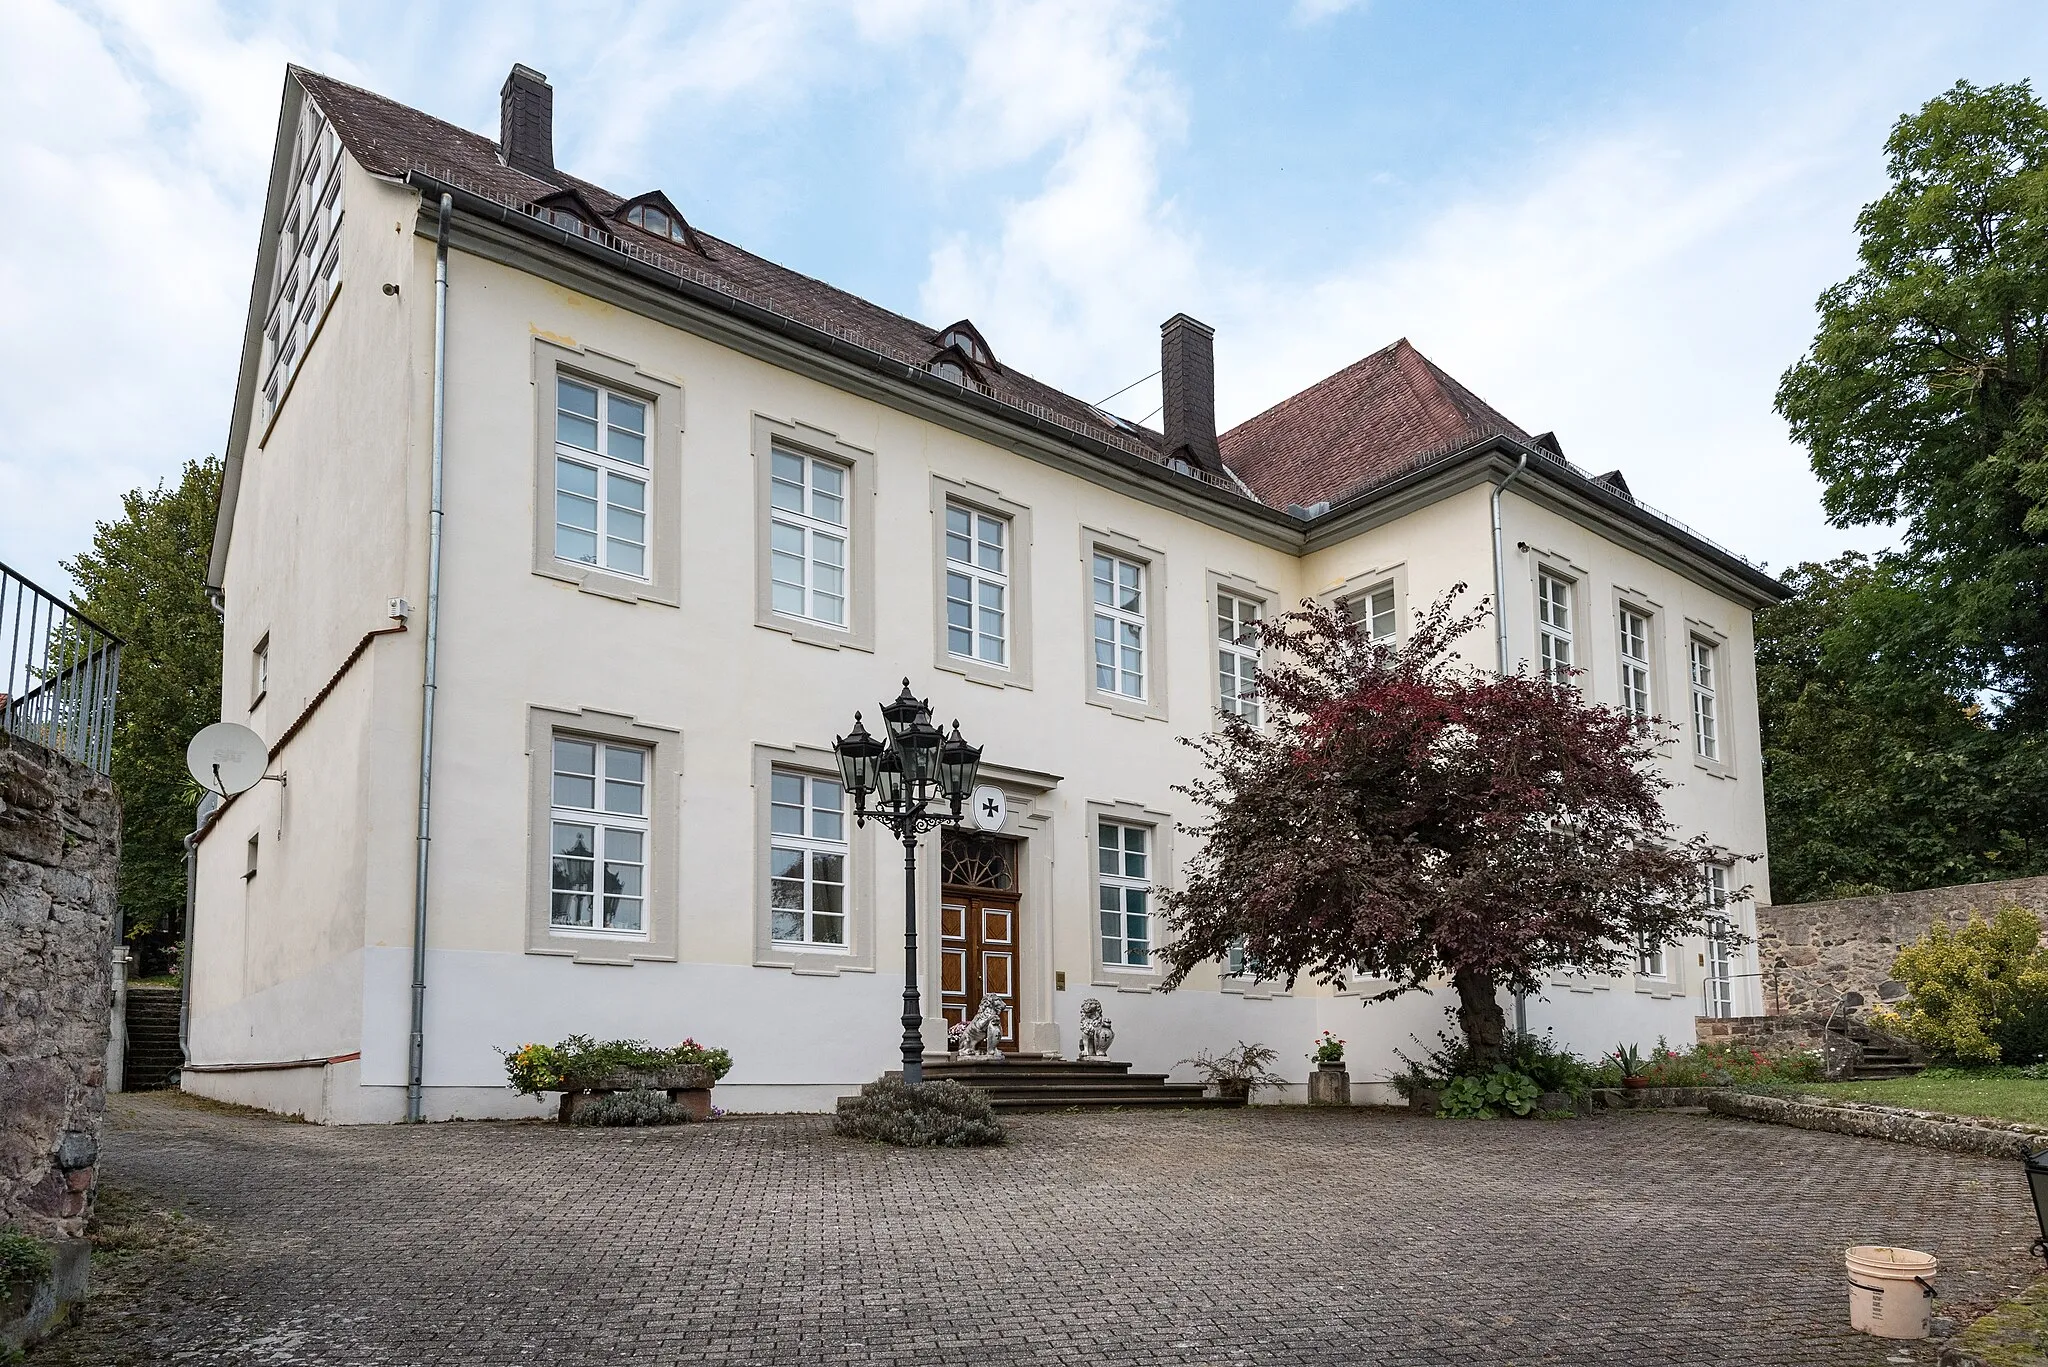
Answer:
933, 320, 997, 372
614, 192, 704, 254
532, 189, 602, 239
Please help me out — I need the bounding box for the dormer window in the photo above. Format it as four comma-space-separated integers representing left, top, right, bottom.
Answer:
626, 204, 684, 243
533, 189, 602, 239
614, 192, 703, 253
543, 206, 588, 234
933, 319, 998, 372
931, 358, 968, 385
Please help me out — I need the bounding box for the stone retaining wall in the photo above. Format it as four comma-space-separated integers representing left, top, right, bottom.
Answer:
1757, 876, 2048, 1015
1705, 1090, 2048, 1161
0, 736, 119, 1241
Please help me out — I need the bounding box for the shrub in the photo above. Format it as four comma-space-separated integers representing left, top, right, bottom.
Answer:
1439, 1067, 1541, 1117
0, 1229, 52, 1304
570, 1088, 694, 1127
1395, 1014, 1596, 1097
503, 1034, 734, 1096
1877, 905, 2048, 1066
1178, 1042, 1288, 1098
832, 1077, 1006, 1147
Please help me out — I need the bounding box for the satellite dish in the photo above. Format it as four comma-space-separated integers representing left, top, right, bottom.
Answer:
186, 722, 271, 797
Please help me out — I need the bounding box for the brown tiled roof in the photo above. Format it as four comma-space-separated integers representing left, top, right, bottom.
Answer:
1219, 338, 1530, 509
292, 67, 1166, 463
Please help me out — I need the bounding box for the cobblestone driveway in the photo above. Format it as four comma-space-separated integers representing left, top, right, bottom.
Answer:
33, 1093, 2043, 1366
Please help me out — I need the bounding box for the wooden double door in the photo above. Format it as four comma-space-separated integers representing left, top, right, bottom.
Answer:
939, 831, 1020, 1052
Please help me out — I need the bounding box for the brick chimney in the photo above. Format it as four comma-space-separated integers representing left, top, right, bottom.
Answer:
500, 64, 555, 179
1160, 313, 1221, 472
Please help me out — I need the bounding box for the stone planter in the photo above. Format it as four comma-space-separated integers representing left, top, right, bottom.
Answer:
1308, 1065, 1351, 1106
1409, 1086, 1443, 1115
555, 1065, 716, 1124
1216, 1078, 1253, 1103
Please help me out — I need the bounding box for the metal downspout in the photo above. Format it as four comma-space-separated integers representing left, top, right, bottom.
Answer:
406, 193, 453, 1123
1491, 451, 1530, 1038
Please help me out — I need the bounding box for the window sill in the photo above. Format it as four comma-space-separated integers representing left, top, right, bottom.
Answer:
1690, 754, 1736, 781
550, 927, 651, 942
1633, 975, 1680, 999
534, 559, 677, 608
1085, 690, 1161, 723
937, 651, 1030, 691
1093, 968, 1159, 994
757, 611, 869, 653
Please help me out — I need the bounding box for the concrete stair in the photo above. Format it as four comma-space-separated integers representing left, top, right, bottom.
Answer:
900, 1056, 1244, 1111
1833, 1020, 1925, 1081
123, 985, 184, 1091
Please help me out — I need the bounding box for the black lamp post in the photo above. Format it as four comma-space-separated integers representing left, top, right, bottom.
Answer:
2027, 1149, 2048, 1264
834, 680, 982, 1085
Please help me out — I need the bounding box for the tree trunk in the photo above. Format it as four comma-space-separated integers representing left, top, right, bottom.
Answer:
1453, 968, 1508, 1071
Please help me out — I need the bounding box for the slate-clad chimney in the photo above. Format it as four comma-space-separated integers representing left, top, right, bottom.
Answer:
1160, 313, 1221, 472
500, 64, 555, 179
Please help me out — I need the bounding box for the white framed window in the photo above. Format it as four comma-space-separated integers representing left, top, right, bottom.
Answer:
1097, 820, 1152, 969
553, 377, 649, 579
548, 736, 649, 935
1636, 938, 1666, 978
1703, 862, 1734, 1017
1618, 607, 1652, 718
1217, 590, 1261, 723
1538, 570, 1574, 683
944, 503, 1008, 666
1343, 584, 1396, 641
625, 202, 689, 244
1092, 553, 1147, 699
244, 832, 259, 882
251, 634, 269, 707
769, 447, 849, 628
769, 769, 848, 948
1690, 638, 1720, 759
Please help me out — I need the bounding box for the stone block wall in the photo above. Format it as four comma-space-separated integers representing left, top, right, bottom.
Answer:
1755, 876, 2048, 1016
0, 735, 119, 1240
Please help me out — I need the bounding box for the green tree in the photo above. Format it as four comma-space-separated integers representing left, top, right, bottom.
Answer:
63, 458, 222, 971
1776, 79, 2048, 727
1757, 553, 2046, 902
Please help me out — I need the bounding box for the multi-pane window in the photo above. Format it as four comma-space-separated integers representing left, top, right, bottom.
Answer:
1618, 607, 1652, 718
1636, 937, 1666, 978
1225, 939, 1267, 978
1097, 821, 1151, 969
259, 102, 344, 426
1690, 638, 1720, 759
549, 737, 648, 934
553, 378, 649, 578
769, 770, 847, 947
1092, 553, 1146, 699
1217, 591, 1261, 723
1344, 585, 1396, 642
944, 504, 1008, 665
769, 447, 848, 627
1703, 862, 1734, 1017
1538, 571, 1573, 682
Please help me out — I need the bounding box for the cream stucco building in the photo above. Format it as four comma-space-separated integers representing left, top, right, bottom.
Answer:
184, 65, 1789, 1122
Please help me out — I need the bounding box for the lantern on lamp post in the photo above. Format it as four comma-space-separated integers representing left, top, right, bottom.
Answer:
834, 680, 983, 1084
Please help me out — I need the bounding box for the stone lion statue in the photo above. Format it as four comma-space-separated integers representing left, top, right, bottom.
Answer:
958, 996, 1006, 1058
1076, 997, 1115, 1059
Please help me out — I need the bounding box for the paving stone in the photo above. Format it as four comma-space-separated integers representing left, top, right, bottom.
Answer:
29, 1095, 2043, 1365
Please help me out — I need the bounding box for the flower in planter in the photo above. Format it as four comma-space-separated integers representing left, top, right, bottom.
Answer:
1310, 1030, 1346, 1066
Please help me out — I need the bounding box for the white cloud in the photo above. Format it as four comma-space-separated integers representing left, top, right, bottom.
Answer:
1291, 0, 1367, 24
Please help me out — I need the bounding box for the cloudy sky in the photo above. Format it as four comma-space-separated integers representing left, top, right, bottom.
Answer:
6, 0, 2048, 598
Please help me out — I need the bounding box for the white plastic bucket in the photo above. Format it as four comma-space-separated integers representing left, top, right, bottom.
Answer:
1845, 1245, 1938, 1339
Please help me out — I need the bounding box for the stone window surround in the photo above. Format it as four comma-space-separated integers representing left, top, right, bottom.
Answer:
1609, 583, 1667, 724
751, 414, 876, 653
529, 339, 684, 608
1320, 561, 1411, 643
524, 704, 681, 966
1085, 797, 1174, 992
752, 741, 877, 975
1080, 526, 1168, 722
1520, 548, 1589, 686
1205, 568, 1281, 726
1685, 617, 1735, 781
929, 473, 1035, 690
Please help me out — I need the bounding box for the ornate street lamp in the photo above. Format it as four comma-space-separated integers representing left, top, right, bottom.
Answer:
2027, 1149, 2048, 1264
834, 680, 983, 1084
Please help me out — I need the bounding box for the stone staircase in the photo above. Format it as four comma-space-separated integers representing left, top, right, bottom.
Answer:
904, 1057, 1244, 1111
1831, 1019, 1924, 1081
123, 985, 184, 1091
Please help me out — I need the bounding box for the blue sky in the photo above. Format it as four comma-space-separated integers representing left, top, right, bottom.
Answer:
7, 0, 2048, 599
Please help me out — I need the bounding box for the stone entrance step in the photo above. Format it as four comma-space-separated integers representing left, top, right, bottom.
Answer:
898, 1056, 1244, 1112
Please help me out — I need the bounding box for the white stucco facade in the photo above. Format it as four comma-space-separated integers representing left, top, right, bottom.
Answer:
185, 72, 1782, 1122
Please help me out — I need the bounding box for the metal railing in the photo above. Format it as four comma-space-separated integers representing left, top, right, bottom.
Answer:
2, 560, 121, 774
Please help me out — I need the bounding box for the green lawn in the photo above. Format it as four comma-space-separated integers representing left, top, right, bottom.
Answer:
1795, 1074, 2048, 1126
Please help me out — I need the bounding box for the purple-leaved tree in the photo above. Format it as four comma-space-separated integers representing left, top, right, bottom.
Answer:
1158, 588, 1734, 1069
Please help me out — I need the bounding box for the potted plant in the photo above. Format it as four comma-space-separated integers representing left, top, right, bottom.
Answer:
1307, 1031, 1350, 1105
1610, 1042, 1649, 1090
504, 1034, 734, 1122
1177, 1041, 1287, 1102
